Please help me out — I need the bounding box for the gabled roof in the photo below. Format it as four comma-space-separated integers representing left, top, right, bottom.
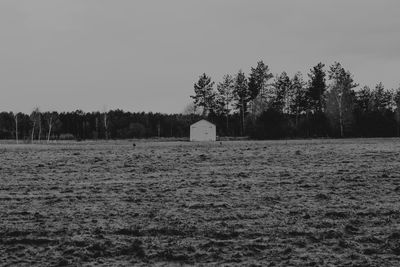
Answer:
190, 119, 215, 127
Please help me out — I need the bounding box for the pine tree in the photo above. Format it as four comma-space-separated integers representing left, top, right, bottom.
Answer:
307, 63, 327, 113
248, 61, 274, 100
248, 61, 274, 116
355, 86, 373, 113
216, 74, 235, 132
289, 72, 308, 126
371, 82, 392, 112
272, 72, 292, 113
191, 73, 216, 117
233, 70, 250, 135
394, 86, 400, 136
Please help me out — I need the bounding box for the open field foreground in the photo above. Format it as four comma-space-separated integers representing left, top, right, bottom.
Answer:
1, 139, 400, 266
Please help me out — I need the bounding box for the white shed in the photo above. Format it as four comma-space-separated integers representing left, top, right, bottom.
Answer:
190, 119, 216, 142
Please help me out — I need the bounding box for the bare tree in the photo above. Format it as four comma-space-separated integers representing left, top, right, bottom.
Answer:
104, 112, 108, 139
44, 112, 58, 143
14, 112, 18, 144
30, 107, 41, 143
38, 112, 42, 142
103, 110, 109, 140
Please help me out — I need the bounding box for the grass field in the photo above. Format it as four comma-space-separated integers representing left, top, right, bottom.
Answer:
1, 139, 400, 266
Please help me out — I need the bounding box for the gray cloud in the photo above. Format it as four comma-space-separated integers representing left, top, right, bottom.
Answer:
1, 0, 400, 113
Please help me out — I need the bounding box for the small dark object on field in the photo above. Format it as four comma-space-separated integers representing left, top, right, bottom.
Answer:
295, 150, 301, 155
381, 172, 389, 178
388, 232, 400, 240
121, 239, 145, 258
199, 154, 208, 161
57, 258, 70, 266
344, 224, 359, 234
391, 245, 400, 255
132, 143, 136, 147
338, 239, 349, 248
220, 141, 222, 145
363, 248, 379, 255
282, 247, 292, 254
238, 172, 249, 178
315, 193, 330, 200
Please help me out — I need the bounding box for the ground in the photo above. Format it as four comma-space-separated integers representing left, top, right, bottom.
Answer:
1, 139, 400, 266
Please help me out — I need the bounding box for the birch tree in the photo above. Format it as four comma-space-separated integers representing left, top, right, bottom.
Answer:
13, 112, 18, 144
30, 107, 41, 143
38, 112, 42, 141
44, 112, 58, 142
104, 112, 109, 140
327, 62, 358, 137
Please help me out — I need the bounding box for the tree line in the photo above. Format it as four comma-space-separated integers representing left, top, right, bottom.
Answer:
0, 109, 203, 142
191, 61, 400, 139
1, 60, 400, 142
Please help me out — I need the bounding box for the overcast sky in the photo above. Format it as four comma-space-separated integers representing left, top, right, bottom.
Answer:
1, 0, 400, 114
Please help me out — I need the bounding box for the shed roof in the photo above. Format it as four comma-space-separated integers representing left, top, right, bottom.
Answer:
190, 119, 215, 127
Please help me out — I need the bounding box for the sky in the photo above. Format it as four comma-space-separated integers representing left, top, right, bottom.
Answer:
1, 0, 400, 114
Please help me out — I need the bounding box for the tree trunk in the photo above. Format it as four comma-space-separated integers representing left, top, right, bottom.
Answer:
15, 114, 18, 144
241, 100, 245, 136
38, 114, 41, 141
252, 99, 256, 121
95, 117, 99, 140
335, 89, 344, 138
31, 121, 36, 143
338, 97, 344, 138
226, 102, 229, 135
47, 117, 53, 143
226, 114, 229, 135
104, 113, 108, 140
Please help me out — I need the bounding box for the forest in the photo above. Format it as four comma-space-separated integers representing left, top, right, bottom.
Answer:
1, 61, 400, 141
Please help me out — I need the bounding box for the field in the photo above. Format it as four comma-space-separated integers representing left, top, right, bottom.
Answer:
1, 139, 400, 266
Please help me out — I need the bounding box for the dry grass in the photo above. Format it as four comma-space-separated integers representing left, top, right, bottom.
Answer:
1, 139, 400, 266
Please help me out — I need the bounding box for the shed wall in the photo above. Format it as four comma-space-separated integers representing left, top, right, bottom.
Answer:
190, 121, 216, 141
